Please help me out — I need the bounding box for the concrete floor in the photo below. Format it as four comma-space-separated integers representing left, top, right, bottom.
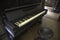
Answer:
17, 6, 60, 40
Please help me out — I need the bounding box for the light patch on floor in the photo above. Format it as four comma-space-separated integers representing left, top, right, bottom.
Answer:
44, 6, 60, 21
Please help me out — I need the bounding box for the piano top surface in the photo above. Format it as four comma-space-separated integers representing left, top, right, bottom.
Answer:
5, 5, 43, 21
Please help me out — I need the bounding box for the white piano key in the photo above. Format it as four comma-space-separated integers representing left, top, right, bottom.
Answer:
15, 22, 18, 25
19, 20, 23, 23
22, 19, 26, 21
15, 22, 20, 26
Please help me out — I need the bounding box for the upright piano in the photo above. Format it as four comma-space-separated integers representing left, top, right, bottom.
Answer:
1, 0, 47, 40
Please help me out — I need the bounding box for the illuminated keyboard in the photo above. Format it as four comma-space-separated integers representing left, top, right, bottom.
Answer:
14, 11, 45, 27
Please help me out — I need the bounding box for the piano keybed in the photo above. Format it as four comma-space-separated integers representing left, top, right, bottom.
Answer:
14, 10, 45, 27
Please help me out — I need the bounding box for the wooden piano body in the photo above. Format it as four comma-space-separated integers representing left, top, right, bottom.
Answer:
0, 0, 47, 40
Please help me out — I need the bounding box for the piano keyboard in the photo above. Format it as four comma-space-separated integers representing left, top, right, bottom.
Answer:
14, 11, 45, 27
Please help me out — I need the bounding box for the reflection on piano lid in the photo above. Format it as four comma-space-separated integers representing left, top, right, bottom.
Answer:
14, 11, 45, 27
